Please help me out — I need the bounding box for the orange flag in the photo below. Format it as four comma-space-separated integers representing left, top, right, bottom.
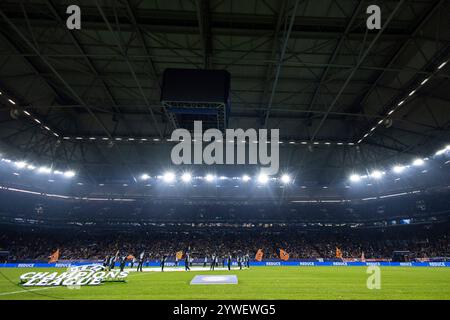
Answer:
126, 254, 135, 260
278, 249, 289, 261
176, 251, 183, 260
255, 249, 264, 262
336, 247, 343, 259
49, 249, 60, 263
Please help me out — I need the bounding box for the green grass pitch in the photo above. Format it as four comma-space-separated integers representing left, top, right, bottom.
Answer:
1, 267, 450, 300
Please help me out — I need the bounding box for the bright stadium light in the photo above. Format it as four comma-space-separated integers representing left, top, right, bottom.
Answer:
280, 174, 291, 184
38, 166, 52, 174
257, 173, 269, 184
241, 174, 251, 182
26, 164, 36, 170
392, 165, 406, 174
140, 173, 150, 181
370, 170, 384, 179
181, 172, 192, 183
162, 172, 175, 183
437, 61, 447, 70
63, 170, 76, 178
14, 161, 27, 169
205, 174, 215, 182
349, 174, 361, 182
412, 158, 425, 166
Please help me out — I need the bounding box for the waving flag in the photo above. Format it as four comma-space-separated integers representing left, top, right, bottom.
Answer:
277, 248, 289, 261
176, 251, 183, 260
48, 249, 60, 263
336, 247, 343, 259
255, 249, 264, 262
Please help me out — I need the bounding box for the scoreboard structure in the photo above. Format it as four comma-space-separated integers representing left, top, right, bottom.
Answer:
161, 68, 231, 132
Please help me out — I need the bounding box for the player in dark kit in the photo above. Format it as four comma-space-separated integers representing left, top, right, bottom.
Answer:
227, 254, 232, 271
184, 252, 190, 271
210, 254, 216, 270
103, 255, 109, 268
119, 254, 126, 272
237, 255, 242, 270
161, 255, 167, 272
109, 254, 116, 270
137, 251, 145, 272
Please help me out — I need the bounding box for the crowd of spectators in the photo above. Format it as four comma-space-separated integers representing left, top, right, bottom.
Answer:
1, 225, 449, 262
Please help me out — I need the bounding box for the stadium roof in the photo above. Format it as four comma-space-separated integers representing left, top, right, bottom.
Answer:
0, 0, 449, 185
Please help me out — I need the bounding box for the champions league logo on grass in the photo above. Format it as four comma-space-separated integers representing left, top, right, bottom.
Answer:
19, 264, 129, 287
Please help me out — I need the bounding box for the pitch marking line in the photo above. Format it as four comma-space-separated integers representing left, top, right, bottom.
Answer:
0, 286, 58, 296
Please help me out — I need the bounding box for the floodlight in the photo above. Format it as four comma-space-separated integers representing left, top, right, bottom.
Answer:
258, 173, 269, 184
242, 175, 251, 182
140, 173, 150, 181
392, 165, 405, 174
205, 174, 215, 182
412, 159, 425, 166
370, 170, 383, 179
63, 171, 76, 178
280, 174, 291, 184
349, 174, 361, 182
14, 161, 27, 169
38, 166, 52, 174
437, 61, 447, 70
181, 173, 192, 183
162, 172, 175, 183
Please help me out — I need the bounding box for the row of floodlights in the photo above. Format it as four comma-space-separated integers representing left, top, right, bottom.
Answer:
62, 136, 355, 146
141, 172, 292, 185
357, 60, 448, 144
22, 110, 59, 138
0, 159, 75, 178
349, 145, 450, 183
0, 90, 17, 106
0, 92, 59, 137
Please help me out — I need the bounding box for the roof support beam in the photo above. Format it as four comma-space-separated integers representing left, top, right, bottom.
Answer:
263, 0, 301, 128
310, 0, 405, 141
195, 0, 213, 69
0, 7, 138, 182
305, 1, 364, 115
95, 0, 163, 138
123, 0, 176, 130
351, 0, 445, 112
